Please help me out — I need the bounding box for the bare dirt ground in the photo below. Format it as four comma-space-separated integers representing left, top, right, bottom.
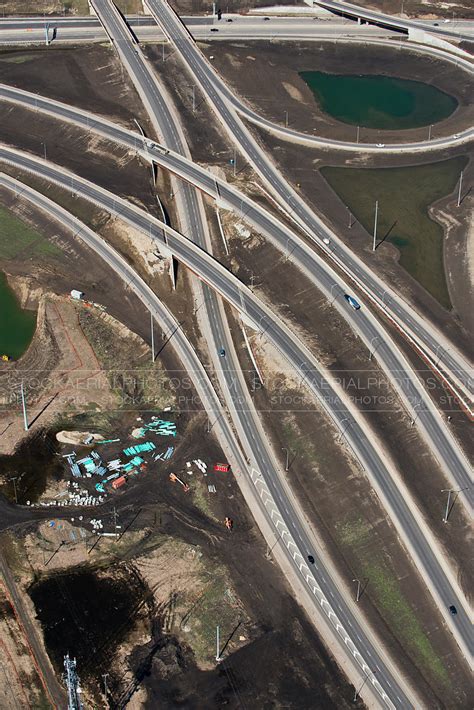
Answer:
0, 583, 50, 708
0, 44, 153, 134
1, 412, 360, 710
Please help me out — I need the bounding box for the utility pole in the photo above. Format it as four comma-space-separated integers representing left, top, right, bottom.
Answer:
102, 672, 109, 699
337, 418, 350, 443
457, 170, 463, 207
354, 670, 375, 702
215, 625, 222, 662
372, 200, 378, 251
20, 382, 28, 431
265, 531, 282, 559
281, 447, 289, 471
441, 487, 468, 523
150, 310, 155, 363
11, 476, 18, 504
352, 578, 361, 602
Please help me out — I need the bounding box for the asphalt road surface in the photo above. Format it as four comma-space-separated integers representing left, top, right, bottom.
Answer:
1, 142, 471, 675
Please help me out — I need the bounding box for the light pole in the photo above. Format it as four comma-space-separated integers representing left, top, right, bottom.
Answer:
150, 310, 155, 363
372, 200, 379, 251
282, 447, 289, 472
347, 206, 352, 228
266, 531, 282, 559
337, 418, 350, 443
11, 476, 18, 504
284, 110, 288, 127
20, 382, 28, 431
369, 336, 380, 361
356, 125, 360, 144
428, 124, 432, 141
216, 625, 222, 662
352, 578, 361, 602
299, 362, 307, 390
441, 487, 468, 523
102, 673, 109, 698
354, 670, 375, 702
457, 170, 463, 207
42, 141, 47, 160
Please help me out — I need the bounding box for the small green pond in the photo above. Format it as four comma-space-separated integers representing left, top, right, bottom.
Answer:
321, 157, 467, 309
300, 72, 458, 129
0, 271, 36, 359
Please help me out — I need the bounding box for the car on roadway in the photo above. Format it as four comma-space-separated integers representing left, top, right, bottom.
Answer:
211, 28, 219, 32
376, 143, 385, 147
323, 237, 330, 245
226, 18, 233, 22
449, 604, 457, 615
219, 347, 226, 357
263, 17, 270, 21
434, 22, 439, 26
344, 294, 361, 310
307, 555, 315, 564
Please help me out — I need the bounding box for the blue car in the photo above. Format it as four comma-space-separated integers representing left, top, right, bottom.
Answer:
344, 294, 361, 310
219, 348, 226, 357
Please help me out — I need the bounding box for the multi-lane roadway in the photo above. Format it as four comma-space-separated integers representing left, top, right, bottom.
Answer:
145, 0, 473, 409
1, 141, 471, 676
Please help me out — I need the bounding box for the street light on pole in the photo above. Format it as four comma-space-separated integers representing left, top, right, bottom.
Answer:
441, 487, 469, 523
372, 200, 379, 251
457, 170, 463, 207
216, 625, 222, 662
354, 670, 376, 702
102, 673, 109, 698
150, 310, 155, 363
11, 476, 18, 504
282, 447, 289, 472
352, 578, 361, 602
284, 110, 288, 127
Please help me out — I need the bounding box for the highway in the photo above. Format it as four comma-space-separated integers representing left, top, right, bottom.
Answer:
1, 149, 418, 708
1, 142, 471, 671
0, 80, 472, 522
145, 0, 473, 414
313, 0, 474, 41
1, 1, 471, 698
0, 81, 471, 542
87, 2, 416, 705
0, 13, 408, 46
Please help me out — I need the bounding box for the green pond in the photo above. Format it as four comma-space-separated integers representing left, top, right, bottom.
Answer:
0, 271, 36, 359
321, 156, 467, 309
299, 72, 458, 129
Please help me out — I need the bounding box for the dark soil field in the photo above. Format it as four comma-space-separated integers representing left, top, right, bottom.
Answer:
17, 409, 360, 710
0, 44, 152, 133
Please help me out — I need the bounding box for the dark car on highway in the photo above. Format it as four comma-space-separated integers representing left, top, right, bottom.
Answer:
307, 555, 315, 565
449, 605, 457, 615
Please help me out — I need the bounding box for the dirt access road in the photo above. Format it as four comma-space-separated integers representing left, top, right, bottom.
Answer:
0, 552, 65, 707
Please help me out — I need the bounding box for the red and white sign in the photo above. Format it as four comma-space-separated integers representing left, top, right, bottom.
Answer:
214, 462, 230, 472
